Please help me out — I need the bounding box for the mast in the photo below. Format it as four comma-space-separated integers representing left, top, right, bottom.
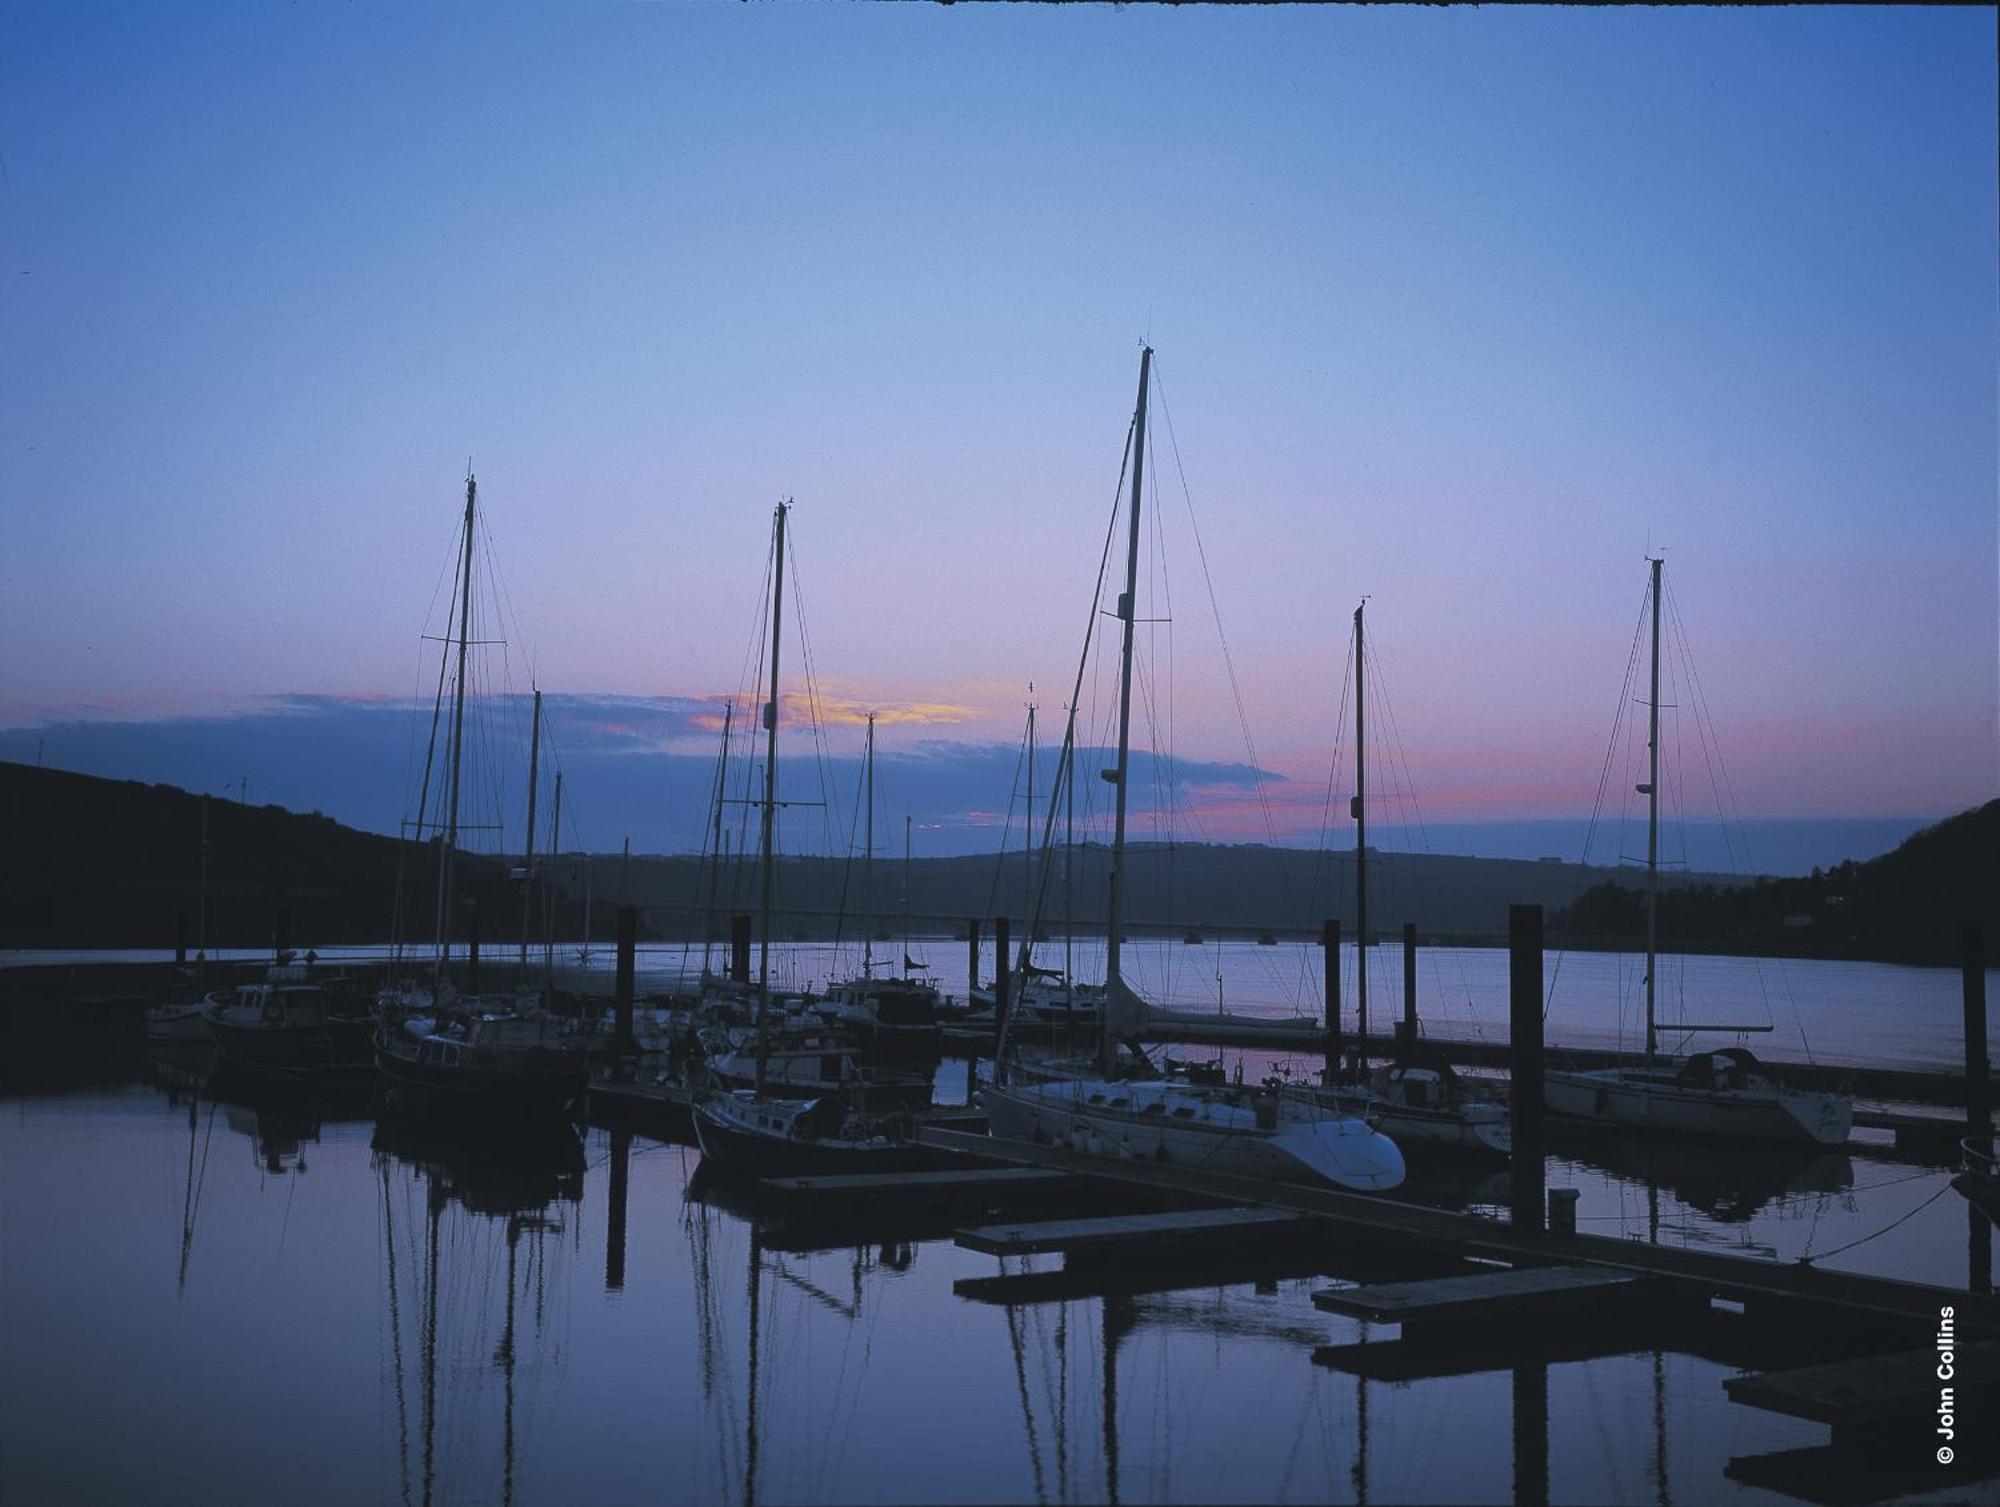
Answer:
544, 771, 562, 977
1353, 599, 1367, 1069
1643, 556, 1662, 1063
1064, 712, 1075, 986
197, 795, 210, 975
1103, 346, 1151, 1071
518, 687, 541, 976
756, 501, 790, 1096
433, 470, 478, 978
864, 712, 876, 975
902, 814, 913, 976
702, 703, 733, 978
1025, 693, 1036, 939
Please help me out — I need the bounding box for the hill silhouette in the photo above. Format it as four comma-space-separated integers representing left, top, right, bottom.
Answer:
0, 760, 615, 951
1554, 799, 1997, 965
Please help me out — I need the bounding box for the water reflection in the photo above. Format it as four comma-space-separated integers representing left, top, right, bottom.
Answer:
5, 1041, 1997, 1506
371, 1114, 582, 1507
1557, 1128, 1855, 1224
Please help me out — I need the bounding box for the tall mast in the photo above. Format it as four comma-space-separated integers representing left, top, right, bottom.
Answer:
902, 814, 913, 976
545, 771, 563, 976
1644, 556, 1662, 1063
1353, 599, 1367, 1065
864, 712, 876, 975
1064, 713, 1074, 985
197, 795, 210, 972
702, 702, 733, 978
433, 469, 478, 977
1025, 694, 1036, 939
755, 501, 790, 1096
518, 687, 541, 976
1104, 346, 1151, 1067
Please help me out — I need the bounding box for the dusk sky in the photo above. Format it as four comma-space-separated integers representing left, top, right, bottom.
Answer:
2, 6, 1994, 870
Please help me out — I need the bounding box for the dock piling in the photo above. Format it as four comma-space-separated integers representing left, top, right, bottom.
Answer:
994, 916, 1010, 1085
1509, 903, 1545, 1236
1323, 918, 1341, 1084
466, 907, 479, 991
175, 911, 187, 968
606, 1126, 631, 1292
966, 919, 980, 1007
730, 913, 751, 984
1399, 921, 1416, 1044
614, 905, 637, 1052
1966, 923, 1990, 1140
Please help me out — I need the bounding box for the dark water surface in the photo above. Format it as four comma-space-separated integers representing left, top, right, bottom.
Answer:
2, 1058, 1993, 1506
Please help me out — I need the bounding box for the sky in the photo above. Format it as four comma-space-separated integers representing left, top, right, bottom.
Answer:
2, 6, 1994, 870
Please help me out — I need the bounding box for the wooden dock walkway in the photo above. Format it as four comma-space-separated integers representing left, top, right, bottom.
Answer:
1312, 1264, 1646, 1323
1724, 1341, 2000, 1428
958, 1205, 1307, 1257
912, 1125, 2000, 1339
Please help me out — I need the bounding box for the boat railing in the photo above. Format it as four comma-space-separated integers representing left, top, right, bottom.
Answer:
1964, 1134, 1998, 1180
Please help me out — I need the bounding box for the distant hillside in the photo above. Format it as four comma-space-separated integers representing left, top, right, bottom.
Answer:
1554, 800, 1998, 966
9, 757, 1976, 965
581, 839, 1739, 946
0, 760, 617, 950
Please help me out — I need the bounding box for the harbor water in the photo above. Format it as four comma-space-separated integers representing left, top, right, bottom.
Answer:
1, 1040, 1992, 1506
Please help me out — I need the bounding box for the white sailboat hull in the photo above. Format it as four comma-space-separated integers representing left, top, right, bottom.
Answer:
982, 1080, 1404, 1192
1545, 1068, 1852, 1147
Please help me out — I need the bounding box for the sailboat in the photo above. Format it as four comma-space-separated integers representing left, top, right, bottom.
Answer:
825, 715, 943, 1055
692, 504, 958, 1176
372, 470, 588, 1117
1296, 600, 1510, 1160
1542, 559, 1853, 1147
970, 694, 1109, 1034
980, 348, 1405, 1194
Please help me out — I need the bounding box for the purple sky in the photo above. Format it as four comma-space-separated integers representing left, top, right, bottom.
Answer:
2, 6, 1994, 861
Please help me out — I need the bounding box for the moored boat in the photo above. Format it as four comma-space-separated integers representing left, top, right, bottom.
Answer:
205, 967, 374, 1075
1538, 560, 1853, 1149
374, 1006, 588, 1117
691, 1089, 958, 1177
983, 1076, 1404, 1192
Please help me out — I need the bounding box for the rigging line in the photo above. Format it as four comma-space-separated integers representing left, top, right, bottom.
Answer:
784, 527, 847, 860
1665, 579, 1810, 1059
1006, 408, 1135, 987
830, 735, 867, 955
1546, 572, 1653, 1018
984, 718, 1033, 927
1152, 363, 1282, 855
1307, 632, 1356, 937
1798, 1179, 1954, 1264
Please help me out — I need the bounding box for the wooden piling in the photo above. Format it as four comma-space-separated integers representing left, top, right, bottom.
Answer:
273, 906, 291, 960
730, 913, 751, 984
614, 905, 637, 1051
994, 916, 1010, 1084
175, 911, 188, 968
966, 918, 981, 1007
1966, 924, 1990, 1139
1510, 903, 1545, 1236
1400, 921, 1417, 1044
606, 1126, 631, 1292
465, 907, 479, 991
1513, 1359, 1550, 1507
1323, 918, 1341, 1084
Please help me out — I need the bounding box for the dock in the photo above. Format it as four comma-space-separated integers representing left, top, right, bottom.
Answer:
1311, 1264, 1648, 1322
913, 1124, 2000, 1340
957, 1204, 1308, 1257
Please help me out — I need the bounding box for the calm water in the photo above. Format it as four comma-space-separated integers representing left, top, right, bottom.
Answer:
1, 1051, 1993, 1506
12, 939, 1990, 1073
